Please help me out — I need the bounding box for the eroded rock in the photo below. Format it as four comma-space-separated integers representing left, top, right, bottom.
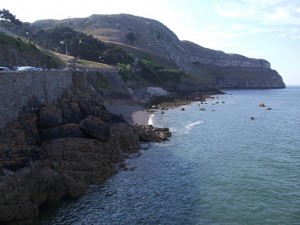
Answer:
39, 105, 62, 128
0, 88, 170, 223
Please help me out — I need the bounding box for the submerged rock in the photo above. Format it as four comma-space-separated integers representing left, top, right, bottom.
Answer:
135, 125, 171, 142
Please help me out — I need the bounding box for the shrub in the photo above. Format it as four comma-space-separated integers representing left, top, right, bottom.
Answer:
126, 31, 136, 42
118, 64, 134, 82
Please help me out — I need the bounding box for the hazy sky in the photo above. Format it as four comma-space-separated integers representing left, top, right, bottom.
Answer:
1, 0, 300, 85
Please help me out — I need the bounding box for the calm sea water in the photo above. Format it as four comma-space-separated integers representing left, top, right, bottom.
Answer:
35, 87, 300, 225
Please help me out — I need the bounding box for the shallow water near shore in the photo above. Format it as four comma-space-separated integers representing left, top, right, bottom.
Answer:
35, 87, 300, 225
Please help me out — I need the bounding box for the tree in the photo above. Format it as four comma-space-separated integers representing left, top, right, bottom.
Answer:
0, 9, 22, 25
126, 31, 136, 42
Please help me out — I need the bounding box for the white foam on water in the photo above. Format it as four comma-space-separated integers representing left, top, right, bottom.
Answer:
185, 120, 204, 130
148, 114, 154, 125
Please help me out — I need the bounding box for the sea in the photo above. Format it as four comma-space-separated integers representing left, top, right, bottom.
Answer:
35, 86, 300, 225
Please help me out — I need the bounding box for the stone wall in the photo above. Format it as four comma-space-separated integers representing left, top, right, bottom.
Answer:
0, 71, 73, 128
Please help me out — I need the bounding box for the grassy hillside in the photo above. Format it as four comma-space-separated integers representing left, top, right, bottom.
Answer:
119, 59, 215, 91
0, 32, 63, 68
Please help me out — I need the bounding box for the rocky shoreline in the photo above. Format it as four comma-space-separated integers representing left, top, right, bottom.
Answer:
143, 90, 223, 112
0, 88, 170, 224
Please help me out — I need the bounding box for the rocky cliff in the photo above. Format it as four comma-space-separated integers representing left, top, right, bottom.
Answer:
34, 14, 285, 89
182, 41, 285, 89
182, 41, 270, 69
0, 88, 170, 223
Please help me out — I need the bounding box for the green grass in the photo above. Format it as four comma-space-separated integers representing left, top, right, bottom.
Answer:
0, 33, 38, 53
117, 57, 215, 90
77, 59, 113, 69
0, 32, 62, 68
39, 48, 65, 68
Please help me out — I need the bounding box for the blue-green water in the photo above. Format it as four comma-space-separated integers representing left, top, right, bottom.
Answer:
36, 87, 300, 225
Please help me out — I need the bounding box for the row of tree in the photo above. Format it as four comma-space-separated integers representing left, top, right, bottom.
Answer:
0, 9, 22, 25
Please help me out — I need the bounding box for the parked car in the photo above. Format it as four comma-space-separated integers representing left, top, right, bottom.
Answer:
17, 66, 43, 71
0, 67, 10, 71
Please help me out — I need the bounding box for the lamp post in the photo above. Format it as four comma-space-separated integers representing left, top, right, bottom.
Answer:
60, 40, 68, 55
60, 40, 69, 69
65, 42, 68, 56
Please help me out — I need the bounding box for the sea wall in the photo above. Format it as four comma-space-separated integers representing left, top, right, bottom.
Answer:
0, 71, 73, 128
0, 68, 129, 128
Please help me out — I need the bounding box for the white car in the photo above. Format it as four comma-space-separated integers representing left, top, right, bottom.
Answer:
0, 67, 10, 71
17, 66, 43, 71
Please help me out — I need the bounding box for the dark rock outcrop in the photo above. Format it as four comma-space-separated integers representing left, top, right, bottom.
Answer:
79, 116, 110, 141
0, 88, 170, 223
135, 125, 171, 142
39, 105, 62, 128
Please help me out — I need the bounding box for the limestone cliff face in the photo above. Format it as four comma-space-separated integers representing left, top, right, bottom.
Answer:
34, 14, 285, 89
182, 41, 285, 88
183, 41, 271, 69
215, 68, 285, 89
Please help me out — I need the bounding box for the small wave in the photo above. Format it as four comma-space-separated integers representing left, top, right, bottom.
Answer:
148, 114, 154, 125
156, 142, 176, 147
185, 120, 203, 130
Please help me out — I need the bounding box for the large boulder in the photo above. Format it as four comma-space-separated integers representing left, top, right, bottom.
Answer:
79, 116, 110, 142
39, 126, 62, 141
110, 123, 140, 152
61, 123, 85, 138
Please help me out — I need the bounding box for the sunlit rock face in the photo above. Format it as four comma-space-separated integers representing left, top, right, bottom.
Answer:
191, 55, 271, 68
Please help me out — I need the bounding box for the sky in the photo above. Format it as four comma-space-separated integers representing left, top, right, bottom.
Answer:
1, 0, 300, 85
